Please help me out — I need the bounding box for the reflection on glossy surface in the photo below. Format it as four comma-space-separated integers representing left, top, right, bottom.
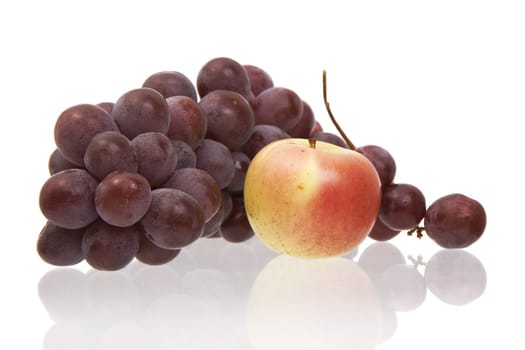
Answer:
247, 255, 383, 350
38, 239, 487, 349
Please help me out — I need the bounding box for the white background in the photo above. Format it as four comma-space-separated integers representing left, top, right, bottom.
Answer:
1, 0, 524, 349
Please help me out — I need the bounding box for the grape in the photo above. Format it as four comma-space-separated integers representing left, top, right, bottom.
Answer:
36, 222, 85, 266
311, 131, 348, 148
227, 152, 251, 194
199, 90, 255, 149
94, 171, 152, 227
54, 104, 118, 166
221, 190, 233, 220
39, 169, 99, 229
196, 57, 254, 102
142, 71, 197, 101
243, 64, 274, 97
131, 132, 177, 187
356, 145, 396, 189
425, 249, 486, 305
82, 220, 140, 271
253, 87, 304, 132
287, 101, 315, 138
380, 184, 426, 230
241, 124, 290, 159
162, 168, 222, 222
378, 264, 426, 312
140, 188, 205, 249
195, 139, 235, 189
220, 197, 254, 243
48, 149, 80, 175
166, 96, 207, 149
96, 102, 114, 114
424, 193, 486, 248
368, 217, 401, 241
112, 87, 170, 139
171, 140, 196, 169
83, 131, 138, 180
136, 229, 181, 266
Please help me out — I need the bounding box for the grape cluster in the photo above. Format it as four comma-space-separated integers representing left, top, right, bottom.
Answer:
38, 57, 329, 271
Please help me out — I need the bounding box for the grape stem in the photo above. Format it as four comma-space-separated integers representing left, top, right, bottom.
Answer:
322, 70, 356, 150
407, 226, 425, 239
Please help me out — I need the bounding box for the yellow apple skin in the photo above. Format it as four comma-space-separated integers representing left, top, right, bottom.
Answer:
244, 138, 381, 258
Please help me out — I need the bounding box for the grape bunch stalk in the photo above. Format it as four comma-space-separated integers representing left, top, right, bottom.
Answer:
37, 57, 486, 271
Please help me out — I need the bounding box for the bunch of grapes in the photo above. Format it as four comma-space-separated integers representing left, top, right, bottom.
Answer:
38, 57, 331, 271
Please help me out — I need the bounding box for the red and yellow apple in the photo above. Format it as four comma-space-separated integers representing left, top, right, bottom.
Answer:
244, 138, 381, 258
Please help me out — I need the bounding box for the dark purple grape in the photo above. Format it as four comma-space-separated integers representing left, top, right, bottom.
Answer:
220, 197, 254, 243
171, 140, 196, 169
54, 104, 118, 166
162, 168, 222, 223
311, 131, 348, 148
136, 229, 181, 265
221, 190, 233, 220
82, 220, 140, 271
142, 71, 197, 100
94, 171, 152, 227
83, 131, 138, 180
241, 124, 290, 159
287, 101, 315, 138
37, 222, 85, 266
39, 169, 99, 229
227, 152, 251, 193
253, 87, 304, 132
424, 194, 486, 248
48, 149, 80, 175
197, 57, 254, 101
199, 90, 255, 150
140, 188, 205, 249
112, 87, 170, 139
166, 96, 207, 149
131, 132, 177, 187
195, 139, 235, 189
356, 145, 396, 189
380, 184, 426, 231
368, 217, 401, 241
96, 102, 114, 114
243, 64, 274, 97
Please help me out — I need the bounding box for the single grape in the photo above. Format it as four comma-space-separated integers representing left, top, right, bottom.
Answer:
166, 96, 207, 149
241, 124, 290, 159
37, 222, 85, 266
48, 149, 80, 175
220, 197, 254, 243
243, 64, 274, 97
197, 57, 254, 101
131, 132, 177, 187
94, 171, 152, 227
140, 188, 205, 249
227, 152, 251, 194
136, 228, 181, 266
54, 104, 118, 166
162, 168, 222, 223
253, 87, 304, 132
194, 139, 235, 189
39, 169, 99, 229
356, 145, 396, 189
380, 184, 426, 231
83, 131, 138, 180
142, 71, 197, 100
368, 217, 401, 241
199, 90, 255, 150
287, 101, 315, 138
112, 87, 170, 139
424, 193, 486, 248
171, 140, 196, 169
311, 131, 348, 148
82, 220, 140, 271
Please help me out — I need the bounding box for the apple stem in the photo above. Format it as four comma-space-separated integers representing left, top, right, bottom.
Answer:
308, 138, 317, 149
322, 70, 356, 150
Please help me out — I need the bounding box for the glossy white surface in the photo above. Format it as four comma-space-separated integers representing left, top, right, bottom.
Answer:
1, 0, 524, 349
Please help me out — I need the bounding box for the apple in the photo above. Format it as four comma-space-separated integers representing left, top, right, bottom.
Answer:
244, 138, 381, 258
